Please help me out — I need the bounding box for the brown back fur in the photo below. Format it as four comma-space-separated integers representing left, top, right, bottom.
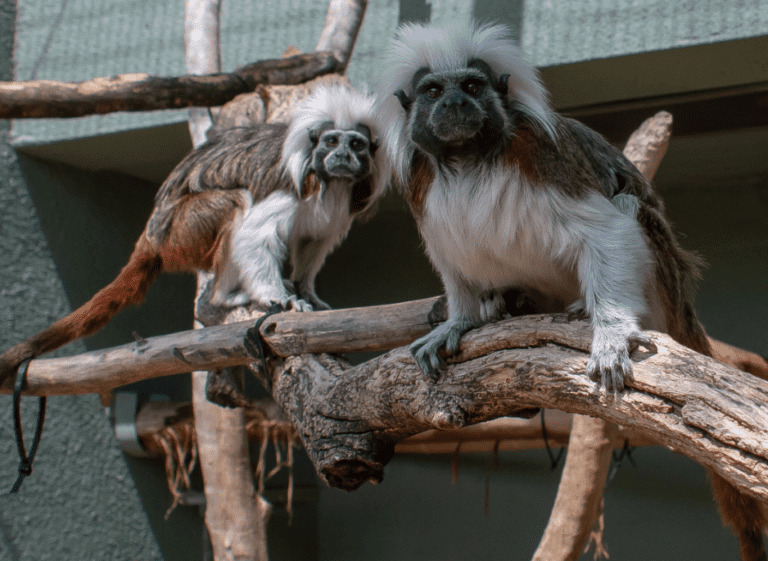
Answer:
0, 124, 290, 386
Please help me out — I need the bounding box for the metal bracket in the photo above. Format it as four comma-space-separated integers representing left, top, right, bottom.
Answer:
113, 392, 149, 457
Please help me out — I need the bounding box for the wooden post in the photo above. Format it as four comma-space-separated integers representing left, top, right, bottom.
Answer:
185, 2, 271, 560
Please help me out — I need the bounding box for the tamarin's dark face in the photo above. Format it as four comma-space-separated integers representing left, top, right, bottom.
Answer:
396, 60, 510, 160
308, 124, 375, 183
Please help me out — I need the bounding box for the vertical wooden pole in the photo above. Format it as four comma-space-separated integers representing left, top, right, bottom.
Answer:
185, 2, 271, 559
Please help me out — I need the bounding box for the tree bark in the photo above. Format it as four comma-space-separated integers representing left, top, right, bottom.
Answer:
261, 315, 768, 499
0, 53, 341, 119
531, 416, 617, 561
0, 296, 443, 395
4, 305, 767, 502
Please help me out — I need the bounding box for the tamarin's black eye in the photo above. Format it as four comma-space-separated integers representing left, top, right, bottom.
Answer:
426, 85, 443, 99
350, 139, 366, 151
325, 136, 339, 147
462, 79, 483, 96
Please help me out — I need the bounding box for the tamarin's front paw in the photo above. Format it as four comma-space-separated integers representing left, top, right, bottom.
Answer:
410, 316, 474, 381
587, 329, 656, 392
281, 295, 316, 312
297, 288, 332, 311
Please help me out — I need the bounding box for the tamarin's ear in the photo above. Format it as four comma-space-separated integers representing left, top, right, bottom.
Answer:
496, 74, 510, 96
394, 90, 413, 112
308, 120, 334, 145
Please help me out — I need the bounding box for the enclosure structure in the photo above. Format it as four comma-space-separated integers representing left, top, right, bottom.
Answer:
1, 1, 767, 560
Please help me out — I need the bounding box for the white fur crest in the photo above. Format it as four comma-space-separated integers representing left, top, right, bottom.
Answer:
376, 21, 556, 183
281, 85, 389, 203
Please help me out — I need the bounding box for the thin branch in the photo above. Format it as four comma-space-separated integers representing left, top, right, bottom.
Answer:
531, 417, 617, 561
185, 0, 222, 147
314, 0, 368, 71
0, 297, 442, 396
0, 52, 341, 119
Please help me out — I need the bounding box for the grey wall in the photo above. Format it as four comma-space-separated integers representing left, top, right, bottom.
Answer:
0, 1, 163, 559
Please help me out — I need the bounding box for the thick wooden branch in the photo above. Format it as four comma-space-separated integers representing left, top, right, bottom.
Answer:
5, 299, 767, 503
0, 52, 341, 119
263, 315, 768, 502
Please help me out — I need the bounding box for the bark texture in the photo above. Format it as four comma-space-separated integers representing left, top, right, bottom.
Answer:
260, 314, 768, 498
185, 2, 269, 559
0, 53, 341, 119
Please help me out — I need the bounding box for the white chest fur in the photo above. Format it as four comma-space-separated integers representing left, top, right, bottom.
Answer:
419, 164, 638, 306
291, 181, 353, 245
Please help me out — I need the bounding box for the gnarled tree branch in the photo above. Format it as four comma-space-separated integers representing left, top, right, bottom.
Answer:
0, 52, 342, 119
4, 303, 767, 504
262, 314, 768, 500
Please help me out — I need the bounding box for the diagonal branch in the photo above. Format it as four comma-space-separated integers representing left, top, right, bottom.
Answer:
0, 297, 442, 396
0, 52, 341, 119
314, 0, 369, 72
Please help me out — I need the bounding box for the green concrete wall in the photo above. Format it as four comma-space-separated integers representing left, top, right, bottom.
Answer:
0, 1, 163, 559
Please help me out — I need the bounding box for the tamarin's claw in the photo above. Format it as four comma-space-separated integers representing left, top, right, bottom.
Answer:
587, 329, 656, 392
410, 315, 474, 381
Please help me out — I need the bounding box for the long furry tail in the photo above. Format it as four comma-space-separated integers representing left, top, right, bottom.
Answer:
0, 237, 162, 386
711, 472, 767, 561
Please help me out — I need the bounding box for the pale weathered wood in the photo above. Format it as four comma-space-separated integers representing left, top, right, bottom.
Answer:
314, 0, 368, 71
3, 305, 767, 503
2, 297, 443, 396
622, 110, 672, 179
185, 2, 269, 559
531, 416, 617, 561
185, 0, 222, 147
0, 52, 341, 119
263, 315, 768, 500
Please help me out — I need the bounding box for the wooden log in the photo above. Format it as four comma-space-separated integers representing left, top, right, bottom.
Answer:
264, 314, 768, 501
1, 297, 444, 396
0, 52, 341, 119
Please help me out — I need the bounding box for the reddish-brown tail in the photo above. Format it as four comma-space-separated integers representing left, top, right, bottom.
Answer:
0, 237, 162, 386
711, 472, 767, 561
637, 204, 767, 561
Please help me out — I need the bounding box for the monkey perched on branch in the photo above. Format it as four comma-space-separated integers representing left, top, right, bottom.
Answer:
376, 21, 765, 561
0, 85, 388, 386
